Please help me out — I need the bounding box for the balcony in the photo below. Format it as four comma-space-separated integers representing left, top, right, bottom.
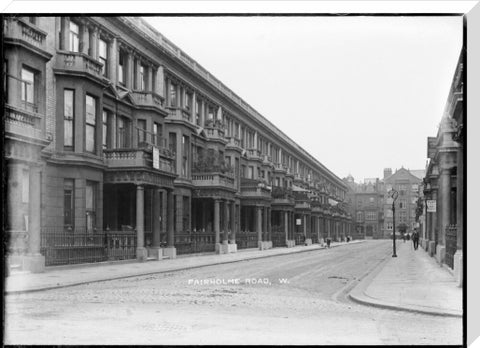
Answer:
241, 178, 272, 199
247, 148, 262, 161
4, 104, 46, 143
225, 136, 242, 151
271, 186, 294, 205
167, 107, 192, 123
273, 162, 287, 173
262, 155, 273, 166
104, 148, 174, 174
4, 17, 51, 59
192, 172, 235, 191
131, 91, 165, 113
293, 191, 311, 210
205, 127, 226, 141
54, 51, 104, 82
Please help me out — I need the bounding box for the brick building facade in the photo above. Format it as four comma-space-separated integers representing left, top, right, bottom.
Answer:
4, 16, 352, 272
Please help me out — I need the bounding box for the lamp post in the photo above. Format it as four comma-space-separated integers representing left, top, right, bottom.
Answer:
388, 189, 399, 257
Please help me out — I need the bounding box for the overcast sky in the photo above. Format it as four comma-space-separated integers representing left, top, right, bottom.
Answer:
144, 15, 463, 182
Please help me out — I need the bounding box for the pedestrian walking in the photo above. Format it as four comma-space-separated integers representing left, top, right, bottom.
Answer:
326, 238, 331, 248
412, 230, 419, 250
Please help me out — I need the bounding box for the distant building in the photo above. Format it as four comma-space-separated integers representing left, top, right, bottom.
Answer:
345, 167, 424, 240
344, 175, 384, 240
382, 168, 424, 239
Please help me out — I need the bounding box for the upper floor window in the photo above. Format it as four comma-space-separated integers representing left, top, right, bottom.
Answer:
117, 116, 130, 148
140, 64, 147, 91
85, 95, 96, 153
153, 122, 163, 147
195, 98, 201, 125
102, 110, 110, 149
64, 89, 74, 149
207, 105, 215, 120
185, 92, 192, 111
98, 38, 108, 76
21, 67, 35, 105
69, 21, 80, 52
118, 50, 126, 85
137, 119, 147, 144
169, 83, 177, 107
412, 184, 419, 192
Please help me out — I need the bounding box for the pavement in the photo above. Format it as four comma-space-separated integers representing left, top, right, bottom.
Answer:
349, 240, 463, 318
5, 239, 463, 320
5, 240, 361, 294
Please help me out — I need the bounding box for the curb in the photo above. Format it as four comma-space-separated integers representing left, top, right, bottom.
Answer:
348, 253, 462, 318
6, 241, 364, 295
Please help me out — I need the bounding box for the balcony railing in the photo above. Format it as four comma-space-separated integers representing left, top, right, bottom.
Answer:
263, 155, 273, 165
4, 17, 48, 52
104, 148, 174, 173
247, 148, 262, 160
54, 51, 104, 80
131, 91, 165, 111
205, 127, 225, 141
167, 107, 191, 122
225, 136, 242, 149
192, 172, 235, 190
240, 178, 272, 198
5, 104, 44, 141
273, 162, 287, 173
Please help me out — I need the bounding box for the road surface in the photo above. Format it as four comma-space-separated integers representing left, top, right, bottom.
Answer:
4, 240, 462, 345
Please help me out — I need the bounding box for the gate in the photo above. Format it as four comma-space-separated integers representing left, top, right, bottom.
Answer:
445, 225, 457, 269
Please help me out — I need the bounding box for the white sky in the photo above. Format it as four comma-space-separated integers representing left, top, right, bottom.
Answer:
144, 16, 462, 182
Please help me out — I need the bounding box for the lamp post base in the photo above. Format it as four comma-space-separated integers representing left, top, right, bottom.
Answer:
392, 254, 397, 257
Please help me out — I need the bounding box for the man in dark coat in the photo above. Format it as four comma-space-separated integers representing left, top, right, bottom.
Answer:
412, 230, 419, 250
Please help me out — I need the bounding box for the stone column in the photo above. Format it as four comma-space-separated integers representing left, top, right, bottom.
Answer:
60, 17, 69, 51
439, 169, 451, 246
81, 23, 89, 55
223, 201, 229, 244
175, 194, 183, 235
108, 37, 117, 85
24, 166, 44, 273
147, 64, 153, 92
126, 50, 133, 90
136, 185, 147, 261
303, 214, 307, 238
155, 65, 165, 96
135, 57, 142, 90
257, 206, 263, 248
454, 142, 463, 285
284, 211, 289, 244
152, 189, 161, 247
230, 202, 236, 243
164, 189, 176, 259
90, 27, 99, 60
214, 199, 220, 245
262, 207, 268, 242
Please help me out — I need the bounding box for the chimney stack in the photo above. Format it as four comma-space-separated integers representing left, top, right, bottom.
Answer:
384, 168, 392, 179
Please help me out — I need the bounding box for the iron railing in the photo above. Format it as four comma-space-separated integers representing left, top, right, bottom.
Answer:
236, 231, 258, 249
40, 228, 137, 266
174, 232, 216, 255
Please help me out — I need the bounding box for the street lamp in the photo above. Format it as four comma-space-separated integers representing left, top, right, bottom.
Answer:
388, 188, 399, 257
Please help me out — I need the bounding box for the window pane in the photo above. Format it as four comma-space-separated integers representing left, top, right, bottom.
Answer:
64, 121, 73, 146
86, 95, 96, 124
64, 90, 74, 117
86, 125, 95, 152
99, 39, 107, 59
21, 68, 34, 103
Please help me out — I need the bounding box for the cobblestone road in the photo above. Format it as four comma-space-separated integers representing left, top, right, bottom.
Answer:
5, 240, 462, 345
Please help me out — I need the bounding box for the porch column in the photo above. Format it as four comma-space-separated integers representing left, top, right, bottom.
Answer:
267, 207, 272, 241
257, 206, 263, 245
167, 190, 174, 247
284, 211, 289, 243
214, 199, 220, 244
24, 166, 44, 273
303, 214, 307, 238
230, 202, 236, 243
152, 189, 161, 248
317, 216, 321, 242
136, 185, 147, 261
223, 201, 229, 244
439, 168, 451, 246
161, 190, 167, 239
262, 207, 268, 241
